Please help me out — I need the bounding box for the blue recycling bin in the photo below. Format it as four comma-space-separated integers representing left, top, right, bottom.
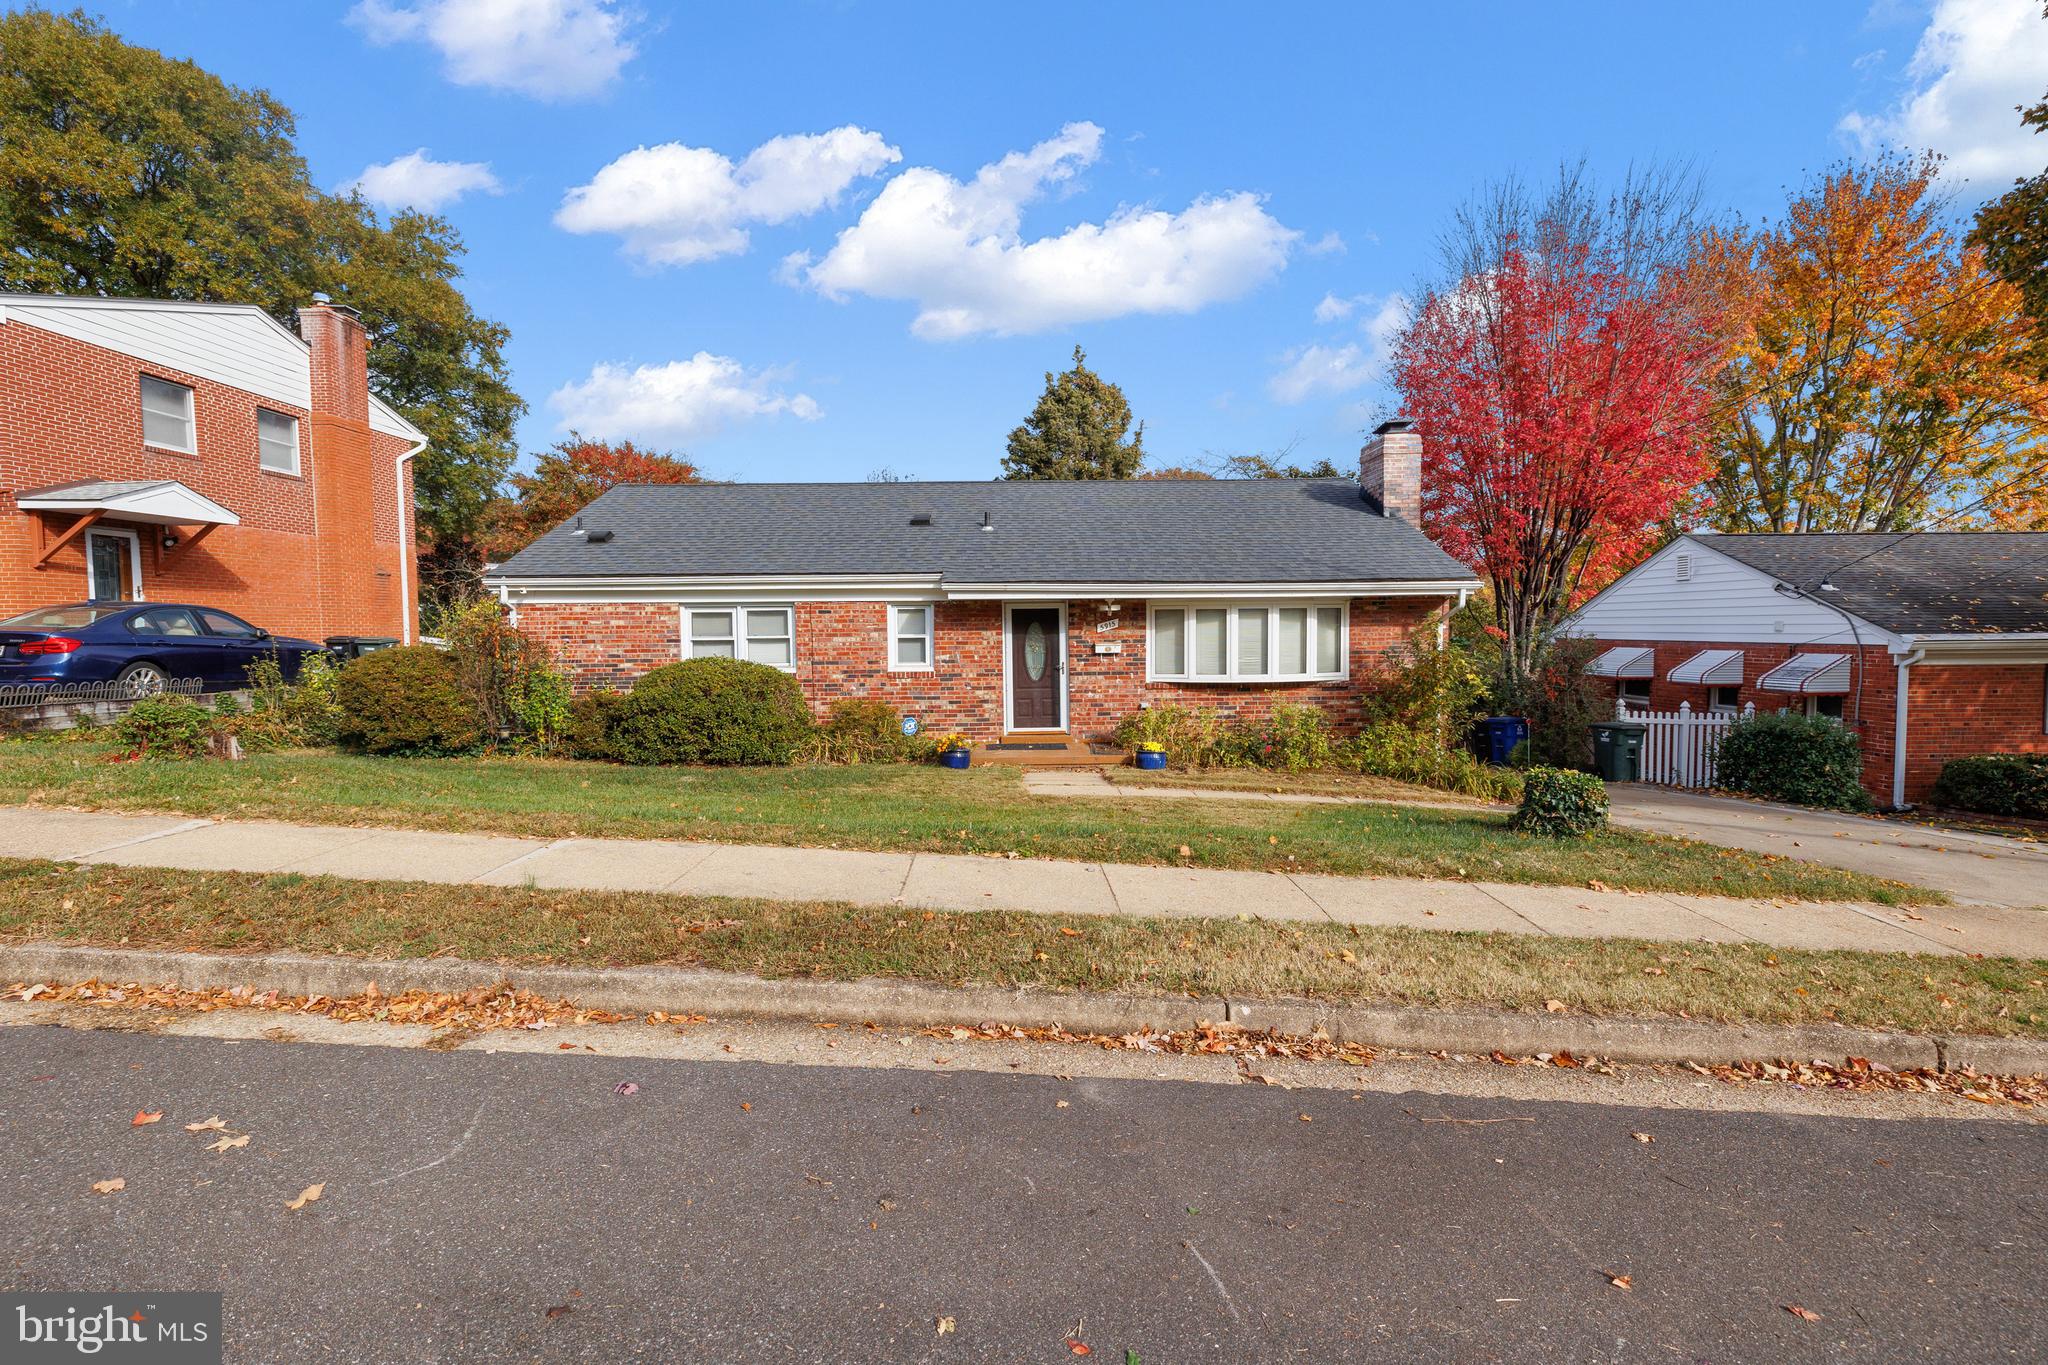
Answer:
1477, 715, 1530, 766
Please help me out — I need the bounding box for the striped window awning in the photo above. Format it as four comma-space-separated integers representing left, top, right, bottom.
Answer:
1585, 646, 1655, 679
1758, 653, 1852, 695
1668, 648, 1744, 685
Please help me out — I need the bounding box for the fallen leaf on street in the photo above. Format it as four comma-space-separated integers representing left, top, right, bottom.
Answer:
544, 1305, 572, 1320
1069, 1344, 1092, 1357
206, 1135, 250, 1154
131, 1110, 162, 1127
935, 1317, 956, 1336
183, 1117, 227, 1133
1055, 1100, 1069, 1108
1784, 1304, 1822, 1322
1607, 1274, 1632, 1291
1631, 1132, 1654, 1144
613, 1082, 639, 1096
1297, 1113, 1312, 1122
91, 1178, 124, 1194
739, 1102, 752, 1112
286, 1183, 324, 1212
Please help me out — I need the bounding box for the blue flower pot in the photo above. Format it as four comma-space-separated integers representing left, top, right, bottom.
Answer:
1134, 750, 1168, 770
940, 749, 971, 769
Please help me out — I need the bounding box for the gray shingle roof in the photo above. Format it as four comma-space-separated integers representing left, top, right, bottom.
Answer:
1695, 531, 2048, 635
491, 479, 1478, 585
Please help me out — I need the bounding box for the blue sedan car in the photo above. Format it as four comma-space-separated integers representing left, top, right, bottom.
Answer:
0, 602, 324, 695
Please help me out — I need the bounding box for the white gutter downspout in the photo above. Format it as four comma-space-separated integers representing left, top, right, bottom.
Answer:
395, 441, 425, 645
1891, 647, 1925, 810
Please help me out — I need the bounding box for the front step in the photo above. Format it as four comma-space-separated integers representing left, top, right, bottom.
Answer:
972, 733, 1126, 768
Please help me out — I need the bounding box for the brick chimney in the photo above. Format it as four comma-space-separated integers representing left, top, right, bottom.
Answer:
296, 295, 379, 639
1360, 418, 1421, 523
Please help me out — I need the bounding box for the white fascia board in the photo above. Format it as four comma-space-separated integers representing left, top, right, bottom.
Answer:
487, 573, 946, 605
941, 579, 1478, 601
1896, 633, 2048, 664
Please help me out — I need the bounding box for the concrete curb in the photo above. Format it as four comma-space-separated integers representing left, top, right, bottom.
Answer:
4, 943, 2042, 1075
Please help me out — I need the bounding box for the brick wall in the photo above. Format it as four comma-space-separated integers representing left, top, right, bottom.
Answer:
0, 314, 414, 642
521, 594, 1444, 742
1588, 636, 2048, 803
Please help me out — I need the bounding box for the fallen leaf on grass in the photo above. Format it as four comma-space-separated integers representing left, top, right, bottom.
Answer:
935, 1316, 956, 1336
1607, 1274, 1632, 1291
286, 1183, 324, 1212
1784, 1304, 1822, 1322
131, 1110, 162, 1127
1057, 926, 1083, 937
91, 1178, 124, 1194
1544, 1000, 1567, 1015
183, 1117, 227, 1133
206, 1135, 250, 1154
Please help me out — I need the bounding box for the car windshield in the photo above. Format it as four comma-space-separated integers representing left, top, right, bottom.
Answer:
0, 605, 125, 630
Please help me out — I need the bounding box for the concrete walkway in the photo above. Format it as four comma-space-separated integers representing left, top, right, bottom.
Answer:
3, 804, 2042, 959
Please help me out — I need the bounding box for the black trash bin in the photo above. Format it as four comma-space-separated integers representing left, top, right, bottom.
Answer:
1589, 719, 1647, 782
325, 635, 399, 661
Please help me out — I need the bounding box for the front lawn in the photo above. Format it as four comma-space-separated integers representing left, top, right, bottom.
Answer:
0, 742, 1937, 904
0, 859, 2032, 1036
1105, 766, 1505, 806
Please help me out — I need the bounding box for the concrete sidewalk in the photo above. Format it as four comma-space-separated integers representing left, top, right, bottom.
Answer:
1, 804, 2042, 958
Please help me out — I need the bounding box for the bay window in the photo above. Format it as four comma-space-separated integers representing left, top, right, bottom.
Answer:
1148, 602, 1348, 682
684, 605, 795, 669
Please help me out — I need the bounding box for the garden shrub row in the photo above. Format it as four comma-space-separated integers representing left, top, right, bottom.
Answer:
1931, 754, 2048, 819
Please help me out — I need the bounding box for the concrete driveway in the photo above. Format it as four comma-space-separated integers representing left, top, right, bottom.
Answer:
1608, 786, 2048, 910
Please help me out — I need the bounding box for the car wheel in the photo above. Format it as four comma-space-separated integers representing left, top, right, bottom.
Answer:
116, 662, 170, 698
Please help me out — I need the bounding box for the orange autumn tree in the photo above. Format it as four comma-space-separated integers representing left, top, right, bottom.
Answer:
1703, 155, 2048, 532
484, 435, 704, 559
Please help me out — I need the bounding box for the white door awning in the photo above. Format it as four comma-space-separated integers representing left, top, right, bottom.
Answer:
17, 478, 240, 528
1669, 648, 1744, 685
1758, 653, 1852, 694
1585, 645, 1655, 678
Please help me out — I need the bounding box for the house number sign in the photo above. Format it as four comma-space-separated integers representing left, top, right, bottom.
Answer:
1096, 619, 1120, 633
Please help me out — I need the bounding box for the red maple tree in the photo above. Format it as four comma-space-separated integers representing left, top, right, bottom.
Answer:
485, 435, 703, 559
1395, 239, 1722, 681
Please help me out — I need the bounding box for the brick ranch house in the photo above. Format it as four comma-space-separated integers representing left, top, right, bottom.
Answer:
488, 422, 1480, 756
1569, 531, 2048, 808
0, 292, 426, 643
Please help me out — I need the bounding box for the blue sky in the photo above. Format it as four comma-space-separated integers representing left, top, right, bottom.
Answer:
80, 1, 2048, 481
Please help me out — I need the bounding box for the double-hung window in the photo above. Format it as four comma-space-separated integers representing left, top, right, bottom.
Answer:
891, 605, 934, 670
140, 376, 195, 453
257, 409, 300, 474
1147, 602, 1347, 682
685, 606, 795, 669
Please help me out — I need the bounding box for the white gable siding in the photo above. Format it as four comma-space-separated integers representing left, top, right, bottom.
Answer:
1569, 539, 1896, 648
1, 295, 313, 410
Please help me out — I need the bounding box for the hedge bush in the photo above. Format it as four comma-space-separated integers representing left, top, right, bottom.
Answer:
1111, 704, 1223, 768
334, 645, 486, 756
600, 657, 814, 766
1714, 710, 1872, 811
446, 601, 572, 752
1341, 723, 1524, 802
1509, 766, 1609, 837
1930, 754, 2048, 819
113, 696, 214, 759
235, 653, 344, 751
564, 689, 625, 762
805, 698, 920, 764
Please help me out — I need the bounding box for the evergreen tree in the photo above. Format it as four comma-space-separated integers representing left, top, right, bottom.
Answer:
1001, 346, 1145, 479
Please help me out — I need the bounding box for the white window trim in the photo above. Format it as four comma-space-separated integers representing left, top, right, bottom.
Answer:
889, 603, 935, 673
679, 603, 796, 672
85, 527, 144, 602
1144, 600, 1349, 684
1617, 679, 1652, 716
1706, 685, 1743, 717
139, 375, 196, 455
257, 408, 301, 476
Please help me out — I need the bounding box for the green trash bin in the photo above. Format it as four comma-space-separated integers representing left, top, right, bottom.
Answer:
1589, 720, 1646, 782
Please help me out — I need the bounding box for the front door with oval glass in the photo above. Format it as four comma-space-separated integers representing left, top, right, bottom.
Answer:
1008, 606, 1063, 730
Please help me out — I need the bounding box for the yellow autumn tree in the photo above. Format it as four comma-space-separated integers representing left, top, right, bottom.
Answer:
1703, 155, 2048, 531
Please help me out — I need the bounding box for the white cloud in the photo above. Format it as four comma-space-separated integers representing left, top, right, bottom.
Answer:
349, 0, 637, 101
549, 354, 821, 443
343, 149, 502, 212
1839, 0, 2048, 185
1269, 293, 1407, 403
557, 127, 901, 266
790, 122, 1300, 339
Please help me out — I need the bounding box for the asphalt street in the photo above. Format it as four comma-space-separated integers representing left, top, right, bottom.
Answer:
2, 1025, 2042, 1363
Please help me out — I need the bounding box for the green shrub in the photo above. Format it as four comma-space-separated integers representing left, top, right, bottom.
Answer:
1359, 642, 1489, 733
805, 698, 918, 764
447, 601, 572, 752
1930, 754, 2048, 819
1238, 704, 1334, 772
113, 696, 214, 759
1112, 704, 1223, 768
333, 645, 485, 756
238, 653, 344, 750
1510, 766, 1609, 837
1339, 724, 1524, 802
563, 689, 625, 761
602, 658, 814, 766
1714, 710, 1872, 811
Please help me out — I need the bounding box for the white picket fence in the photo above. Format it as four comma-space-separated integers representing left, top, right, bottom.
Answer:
1623, 700, 1754, 789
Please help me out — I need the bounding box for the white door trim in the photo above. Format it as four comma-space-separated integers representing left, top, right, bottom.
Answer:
85, 527, 145, 602
1001, 601, 1068, 733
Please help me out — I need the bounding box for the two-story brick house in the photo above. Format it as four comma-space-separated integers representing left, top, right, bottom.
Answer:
0, 293, 426, 643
